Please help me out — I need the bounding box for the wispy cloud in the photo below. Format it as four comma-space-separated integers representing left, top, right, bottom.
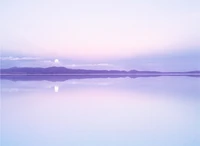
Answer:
0, 56, 125, 70
65, 63, 113, 67
0, 56, 40, 61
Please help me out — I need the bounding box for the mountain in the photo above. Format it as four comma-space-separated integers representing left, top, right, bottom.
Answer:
1, 67, 200, 82
1, 67, 200, 75
0, 67, 129, 74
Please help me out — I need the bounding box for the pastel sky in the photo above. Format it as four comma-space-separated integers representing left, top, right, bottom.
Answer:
1, 0, 200, 60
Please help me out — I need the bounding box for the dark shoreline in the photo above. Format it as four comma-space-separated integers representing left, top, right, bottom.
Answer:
1, 67, 200, 81
1, 74, 199, 82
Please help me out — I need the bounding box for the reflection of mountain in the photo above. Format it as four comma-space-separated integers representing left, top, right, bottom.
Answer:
1, 74, 200, 82
0, 75, 157, 82
0, 67, 200, 82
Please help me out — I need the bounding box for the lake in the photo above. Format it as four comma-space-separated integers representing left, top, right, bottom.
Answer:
1, 76, 200, 146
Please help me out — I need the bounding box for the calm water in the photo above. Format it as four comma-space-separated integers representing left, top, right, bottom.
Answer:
1, 76, 200, 146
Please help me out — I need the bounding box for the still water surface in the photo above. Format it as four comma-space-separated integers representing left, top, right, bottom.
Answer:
1, 76, 200, 146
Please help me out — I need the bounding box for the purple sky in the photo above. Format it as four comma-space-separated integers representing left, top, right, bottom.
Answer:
1, 0, 200, 59
1, 0, 200, 70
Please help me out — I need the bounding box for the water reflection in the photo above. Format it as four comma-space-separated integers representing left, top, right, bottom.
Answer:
1, 77, 200, 146
54, 86, 59, 92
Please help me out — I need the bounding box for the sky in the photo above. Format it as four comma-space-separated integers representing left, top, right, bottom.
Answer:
0, 0, 200, 70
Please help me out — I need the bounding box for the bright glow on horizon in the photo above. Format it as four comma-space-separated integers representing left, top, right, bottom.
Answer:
1, 0, 200, 59
54, 59, 59, 63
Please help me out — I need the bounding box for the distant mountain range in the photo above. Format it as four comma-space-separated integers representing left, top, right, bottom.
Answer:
1, 67, 200, 75
1, 67, 199, 81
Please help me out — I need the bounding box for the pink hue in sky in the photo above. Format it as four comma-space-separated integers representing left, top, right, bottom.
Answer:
1, 0, 200, 59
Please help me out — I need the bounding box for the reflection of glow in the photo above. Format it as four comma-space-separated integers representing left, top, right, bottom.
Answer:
54, 86, 59, 92
2, 85, 199, 146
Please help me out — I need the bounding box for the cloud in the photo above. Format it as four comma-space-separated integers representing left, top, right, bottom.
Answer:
65, 63, 113, 67
0, 56, 123, 70
0, 56, 40, 61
